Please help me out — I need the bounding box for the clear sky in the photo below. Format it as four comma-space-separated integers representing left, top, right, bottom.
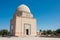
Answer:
0, 0, 60, 31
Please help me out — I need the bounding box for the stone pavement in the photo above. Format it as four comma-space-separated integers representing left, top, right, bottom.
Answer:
0, 37, 60, 40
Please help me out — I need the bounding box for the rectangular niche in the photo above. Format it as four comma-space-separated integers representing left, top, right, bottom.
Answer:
24, 23, 31, 35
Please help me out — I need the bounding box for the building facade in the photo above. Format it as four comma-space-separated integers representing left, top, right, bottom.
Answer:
10, 4, 37, 37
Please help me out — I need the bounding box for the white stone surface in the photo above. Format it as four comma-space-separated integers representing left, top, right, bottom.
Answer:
0, 37, 60, 40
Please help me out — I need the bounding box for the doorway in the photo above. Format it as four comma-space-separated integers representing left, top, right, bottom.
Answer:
26, 29, 29, 35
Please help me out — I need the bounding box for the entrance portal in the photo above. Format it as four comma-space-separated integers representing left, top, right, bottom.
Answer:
26, 29, 29, 35
24, 24, 31, 36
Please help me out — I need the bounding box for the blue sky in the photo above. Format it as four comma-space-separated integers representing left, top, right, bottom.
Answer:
0, 0, 60, 31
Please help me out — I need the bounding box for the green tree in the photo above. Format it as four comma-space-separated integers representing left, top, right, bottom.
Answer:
52, 31, 56, 35
2, 29, 8, 35
0, 30, 2, 35
0, 29, 10, 36
46, 30, 52, 34
42, 30, 47, 35
55, 29, 60, 35
39, 29, 42, 32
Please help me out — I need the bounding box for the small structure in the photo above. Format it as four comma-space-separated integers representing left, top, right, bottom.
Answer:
10, 4, 37, 37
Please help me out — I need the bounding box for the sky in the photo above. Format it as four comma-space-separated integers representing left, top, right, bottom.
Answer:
0, 0, 60, 31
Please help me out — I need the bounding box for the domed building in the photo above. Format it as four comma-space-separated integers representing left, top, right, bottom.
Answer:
10, 4, 37, 37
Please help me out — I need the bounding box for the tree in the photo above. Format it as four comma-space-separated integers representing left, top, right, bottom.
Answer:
46, 30, 52, 34
0, 29, 10, 36
52, 31, 56, 35
39, 29, 42, 32
2, 29, 9, 36
42, 30, 47, 35
55, 29, 60, 34
0, 30, 2, 35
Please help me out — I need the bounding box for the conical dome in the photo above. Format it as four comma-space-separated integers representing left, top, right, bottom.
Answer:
17, 4, 30, 12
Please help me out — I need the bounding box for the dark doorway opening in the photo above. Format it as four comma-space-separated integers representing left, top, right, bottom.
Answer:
26, 29, 29, 35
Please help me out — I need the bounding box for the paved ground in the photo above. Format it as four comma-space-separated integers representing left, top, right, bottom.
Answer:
0, 37, 60, 40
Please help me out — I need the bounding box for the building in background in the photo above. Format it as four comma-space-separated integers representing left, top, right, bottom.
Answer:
10, 4, 37, 37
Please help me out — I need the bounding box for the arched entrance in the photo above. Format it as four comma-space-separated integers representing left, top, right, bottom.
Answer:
24, 24, 31, 36
26, 29, 29, 35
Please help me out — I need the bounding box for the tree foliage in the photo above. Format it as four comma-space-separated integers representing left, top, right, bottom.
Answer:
40, 29, 60, 35
42, 30, 47, 35
46, 30, 52, 34
39, 29, 42, 32
0, 29, 10, 36
55, 29, 60, 34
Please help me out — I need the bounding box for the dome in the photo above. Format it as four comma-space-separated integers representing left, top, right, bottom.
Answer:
17, 4, 30, 12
